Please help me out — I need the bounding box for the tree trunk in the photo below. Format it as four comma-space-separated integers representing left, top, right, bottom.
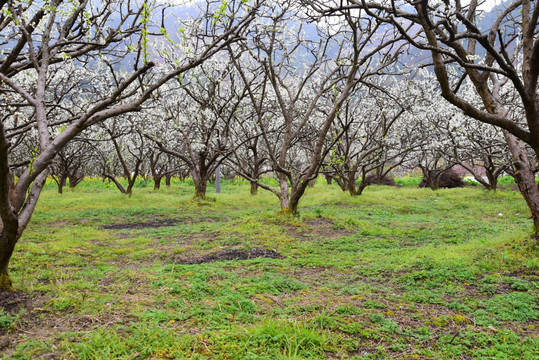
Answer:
192, 168, 208, 199
430, 172, 441, 190
194, 180, 207, 199
333, 176, 346, 191
126, 179, 136, 196
0, 230, 17, 291
422, 169, 440, 191
250, 160, 260, 195
325, 175, 332, 185
153, 176, 162, 190
503, 131, 539, 236
279, 174, 290, 212
287, 197, 299, 215
165, 174, 172, 187
58, 180, 64, 194
347, 172, 359, 196
250, 181, 258, 195
485, 170, 497, 191
356, 179, 368, 195
0, 210, 19, 291
52, 173, 66, 194
68, 174, 84, 188
288, 182, 309, 215
106, 175, 127, 194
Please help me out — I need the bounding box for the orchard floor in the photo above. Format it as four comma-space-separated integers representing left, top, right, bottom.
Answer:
1, 180, 538, 359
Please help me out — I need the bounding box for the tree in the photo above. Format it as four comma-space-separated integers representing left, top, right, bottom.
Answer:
229, 105, 270, 195
230, 0, 405, 213
148, 56, 249, 199
0, 0, 260, 291
440, 113, 511, 191
397, 70, 510, 190
49, 138, 91, 194
148, 150, 175, 190
98, 117, 147, 196
326, 78, 414, 195
309, 0, 539, 233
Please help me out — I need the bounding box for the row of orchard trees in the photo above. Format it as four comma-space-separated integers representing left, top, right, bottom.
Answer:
27, 70, 511, 196
17, 67, 510, 194
1, 0, 537, 290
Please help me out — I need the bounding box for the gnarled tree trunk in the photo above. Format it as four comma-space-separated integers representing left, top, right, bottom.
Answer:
192, 165, 209, 199
250, 181, 258, 195
153, 176, 163, 190
504, 131, 539, 236
0, 221, 17, 291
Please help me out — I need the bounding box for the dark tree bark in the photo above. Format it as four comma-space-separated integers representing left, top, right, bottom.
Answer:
325, 174, 333, 185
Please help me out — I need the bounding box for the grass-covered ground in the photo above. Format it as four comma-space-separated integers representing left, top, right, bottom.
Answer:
1, 178, 538, 359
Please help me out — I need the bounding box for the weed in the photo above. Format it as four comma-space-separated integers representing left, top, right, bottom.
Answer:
0, 309, 14, 330
479, 292, 538, 322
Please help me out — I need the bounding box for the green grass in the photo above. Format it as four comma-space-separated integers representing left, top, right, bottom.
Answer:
2, 179, 538, 359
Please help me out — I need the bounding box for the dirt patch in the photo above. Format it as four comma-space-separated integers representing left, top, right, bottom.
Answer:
505, 269, 539, 279
305, 217, 334, 227
0, 291, 31, 313
150, 233, 218, 256
47, 220, 70, 227
174, 248, 284, 264
0, 291, 49, 341
287, 217, 353, 240
102, 219, 178, 230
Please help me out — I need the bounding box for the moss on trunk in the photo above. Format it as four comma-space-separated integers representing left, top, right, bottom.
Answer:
0, 270, 13, 292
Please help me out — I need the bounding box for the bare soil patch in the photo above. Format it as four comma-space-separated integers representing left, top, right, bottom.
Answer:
47, 220, 70, 228
0, 291, 32, 313
102, 219, 178, 230
174, 248, 284, 264
505, 269, 539, 279
287, 217, 353, 239
0, 291, 49, 340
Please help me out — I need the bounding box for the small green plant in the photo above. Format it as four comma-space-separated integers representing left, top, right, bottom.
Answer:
479, 292, 538, 322
267, 275, 307, 294
504, 277, 531, 291
369, 313, 399, 333
0, 309, 14, 330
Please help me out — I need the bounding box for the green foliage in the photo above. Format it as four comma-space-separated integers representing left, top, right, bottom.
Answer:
246, 320, 337, 358
267, 275, 308, 294
394, 175, 422, 186
140, 1, 150, 64
369, 313, 400, 333
498, 176, 516, 185
0, 309, 14, 330
479, 292, 538, 322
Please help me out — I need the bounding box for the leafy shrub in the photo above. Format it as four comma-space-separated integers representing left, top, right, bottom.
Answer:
497, 176, 516, 185
395, 176, 422, 187
364, 174, 398, 187
419, 169, 464, 189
